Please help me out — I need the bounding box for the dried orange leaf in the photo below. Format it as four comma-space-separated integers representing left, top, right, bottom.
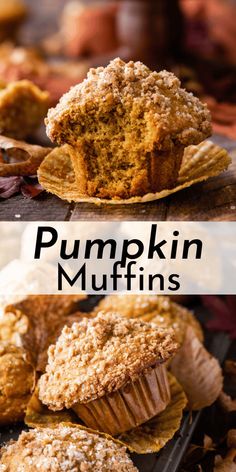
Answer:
25, 387, 76, 427
214, 450, 236, 472
218, 392, 236, 413
0, 136, 51, 176
38, 141, 231, 204
171, 327, 223, 410
228, 430, 236, 449
117, 373, 187, 454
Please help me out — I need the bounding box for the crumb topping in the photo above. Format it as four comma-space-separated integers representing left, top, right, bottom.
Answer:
0, 424, 137, 471
38, 312, 177, 408
46, 57, 211, 149
95, 295, 203, 344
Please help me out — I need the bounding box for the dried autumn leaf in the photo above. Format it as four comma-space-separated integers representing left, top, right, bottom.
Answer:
228, 431, 236, 449
20, 180, 44, 198
202, 296, 236, 340
218, 392, 236, 413
182, 435, 214, 470
0, 175, 21, 197
25, 386, 76, 427
171, 327, 223, 410
225, 361, 236, 377
0, 175, 44, 199
214, 450, 236, 472
0, 136, 51, 177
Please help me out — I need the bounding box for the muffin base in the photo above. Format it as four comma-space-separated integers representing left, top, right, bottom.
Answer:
38, 141, 231, 204
70, 142, 184, 199
73, 363, 170, 436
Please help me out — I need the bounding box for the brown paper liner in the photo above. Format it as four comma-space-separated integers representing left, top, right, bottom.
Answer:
73, 363, 170, 436
38, 140, 231, 204
25, 373, 187, 454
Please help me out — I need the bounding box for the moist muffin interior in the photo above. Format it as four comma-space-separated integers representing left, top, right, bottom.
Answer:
46, 58, 212, 198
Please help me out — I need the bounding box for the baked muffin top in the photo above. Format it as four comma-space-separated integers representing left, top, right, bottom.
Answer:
46, 57, 211, 149
38, 311, 177, 409
95, 295, 203, 344
0, 424, 137, 471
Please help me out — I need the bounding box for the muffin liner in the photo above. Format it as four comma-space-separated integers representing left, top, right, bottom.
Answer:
25, 373, 187, 454
38, 140, 231, 204
73, 363, 170, 435
170, 327, 223, 410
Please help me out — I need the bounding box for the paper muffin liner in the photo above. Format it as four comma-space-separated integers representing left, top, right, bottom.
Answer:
170, 327, 223, 410
38, 140, 231, 204
25, 373, 187, 455
73, 363, 170, 436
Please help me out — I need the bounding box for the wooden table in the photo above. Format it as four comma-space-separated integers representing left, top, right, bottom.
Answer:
0, 134, 235, 221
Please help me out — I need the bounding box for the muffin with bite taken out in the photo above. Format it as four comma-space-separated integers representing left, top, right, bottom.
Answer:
46, 58, 211, 199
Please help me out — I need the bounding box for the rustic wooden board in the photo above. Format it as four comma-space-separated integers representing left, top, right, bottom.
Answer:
0, 135, 235, 221
0, 193, 71, 221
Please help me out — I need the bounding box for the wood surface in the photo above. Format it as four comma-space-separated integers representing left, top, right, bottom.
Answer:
0, 135, 235, 221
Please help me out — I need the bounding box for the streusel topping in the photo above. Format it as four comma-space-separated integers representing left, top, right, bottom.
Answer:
38, 312, 177, 408
46, 57, 211, 149
0, 424, 137, 471
95, 295, 203, 344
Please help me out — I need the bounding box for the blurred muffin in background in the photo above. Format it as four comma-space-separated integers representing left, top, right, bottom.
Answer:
0, 80, 49, 139
0, 343, 35, 425
0, 43, 89, 105
60, 1, 119, 58
0, 0, 27, 42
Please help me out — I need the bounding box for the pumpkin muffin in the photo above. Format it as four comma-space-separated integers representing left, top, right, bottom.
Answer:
38, 312, 178, 435
1, 295, 88, 372
0, 424, 137, 471
46, 57, 211, 199
95, 295, 203, 344
0, 80, 49, 139
0, 343, 35, 425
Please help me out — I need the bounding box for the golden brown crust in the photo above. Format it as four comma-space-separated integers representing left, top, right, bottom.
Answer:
95, 295, 203, 345
46, 58, 211, 149
0, 343, 35, 425
0, 80, 49, 139
38, 311, 178, 409
46, 58, 211, 199
0, 424, 138, 471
